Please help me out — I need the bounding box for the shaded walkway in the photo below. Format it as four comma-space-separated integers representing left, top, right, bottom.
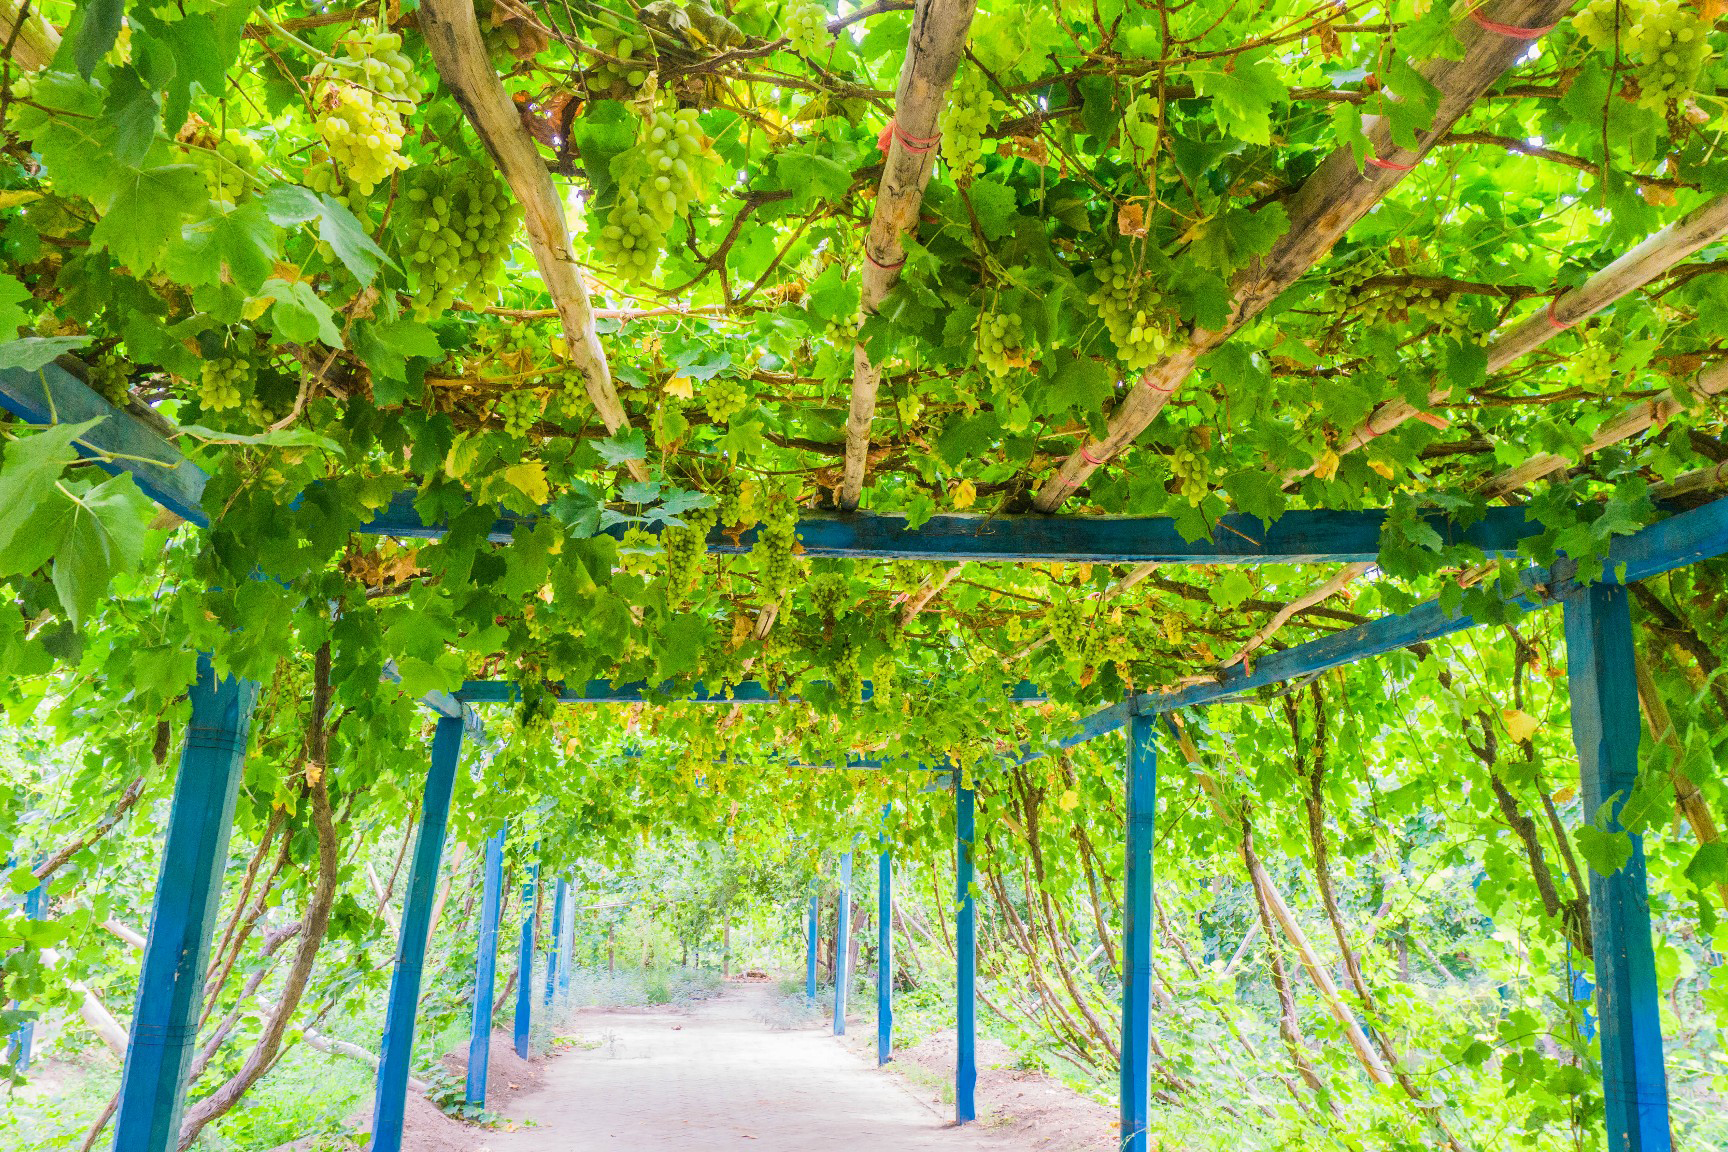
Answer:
482, 985, 1056, 1151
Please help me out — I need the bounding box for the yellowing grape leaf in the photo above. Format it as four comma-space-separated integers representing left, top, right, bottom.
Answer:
953, 478, 977, 510
1058, 789, 1080, 812
1313, 449, 1341, 481
1502, 708, 1540, 743
665, 374, 694, 400
504, 460, 549, 504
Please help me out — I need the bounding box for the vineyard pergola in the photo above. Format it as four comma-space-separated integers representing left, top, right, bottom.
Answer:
2, 0, 1727, 1151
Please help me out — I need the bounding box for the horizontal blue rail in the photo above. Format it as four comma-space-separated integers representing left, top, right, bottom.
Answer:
456, 678, 1048, 705
4, 363, 1555, 566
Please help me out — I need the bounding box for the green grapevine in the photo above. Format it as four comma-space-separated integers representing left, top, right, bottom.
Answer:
585, 24, 656, 100
751, 504, 801, 597
978, 308, 1028, 377
199, 355, 253, 413
1576, 340, 1615, 395
783, 1, 832, 56
85, 350, 130, 406
401, 159, 520, 315
618, 526, 662, 576
808, 572, 849, 620
1090, 250, 1170, 371
662, 506, 719, 600
941, 66, 998, 179
1046, 599, 1090, 667
1576, 0, 1711, 108
494, 389, 545, 437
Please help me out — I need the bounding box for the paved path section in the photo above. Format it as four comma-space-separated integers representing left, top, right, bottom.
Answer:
487, 986, 1038, 1151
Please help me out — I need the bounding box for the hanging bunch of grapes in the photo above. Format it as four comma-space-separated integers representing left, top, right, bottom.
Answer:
1089, 249, 1172, 371
592, 104, 718, 284
1046, 599, 1091, 668
750, 501, 802, 599
701, 377, 749, 424
617, 526, 662, 576
182, 121, 265, 208
661, 505, 719, 601
1575, 0, 1713, 109
940, 65, 999, 180
585, 22, 656, 100
783, 1, 832, 56
308, 27, 423, 195
977, 305, 1030, 377
808, 572, 850, 622
1575, 336, 1616, 395
401, 158, 521, 316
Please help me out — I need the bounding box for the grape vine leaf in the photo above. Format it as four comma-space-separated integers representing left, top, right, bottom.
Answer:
74, 0, 127, 78
0, 275, 30, 337
1188, 54, 1286, 146
50, 473, 153, 629
0, 419, 102, 557
91, 164, 208, 273
0, 336, 94, 371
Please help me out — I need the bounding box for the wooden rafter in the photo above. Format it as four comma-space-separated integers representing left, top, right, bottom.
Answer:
839, 0, 979, 510
1305, 192, 1728, 484
418, 0, 648, 482
1031, 0, 1582, 513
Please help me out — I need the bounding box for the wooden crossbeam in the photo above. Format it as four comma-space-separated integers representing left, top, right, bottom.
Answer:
1031, 0, 1581, 512
840, 0, 978, 510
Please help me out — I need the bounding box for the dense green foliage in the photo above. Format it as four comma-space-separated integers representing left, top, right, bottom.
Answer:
0, 0, 1727, 1148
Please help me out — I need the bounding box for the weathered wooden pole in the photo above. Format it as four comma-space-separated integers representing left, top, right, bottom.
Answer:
465, 827, 507, 1106
833, 852, 852, 1035
545, 877, 567, 1006
805, 893, 819, 1002
1562, 584, 1671, 1152
113, 655, 259, 1152
956, 779, 977, 1124
1120, 708, 1157, 1152
513, 857, 540, 1058
877, 806, 893, 1066
370, 715, 464, 1152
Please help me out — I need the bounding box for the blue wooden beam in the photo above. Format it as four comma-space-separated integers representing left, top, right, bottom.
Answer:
557, 879, 574, 996
114, 655, 259, 1152
6, 880, 45, 1072
833, 852, 852, 1036
1562, 585, 1671, 1152
513, 856, 539, 1060
877, 808, 893, 1067
545, 878, 567, 1007
805, 894, 819, 1003
455, 679, 1048, 705
465, 827, 507, 1106
1120, 709, 1157, 1152
370, 715, 464, 1152
955, 781, 977, 1125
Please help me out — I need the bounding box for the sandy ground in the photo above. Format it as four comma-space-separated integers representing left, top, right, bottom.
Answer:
398, 983, 1114, 1152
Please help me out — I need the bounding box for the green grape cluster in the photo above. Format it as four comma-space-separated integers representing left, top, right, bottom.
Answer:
1089, 250, 1170, 370
198, 131, 264, 207
494, 389, 545, 437
828, 634, 862, 702
592, 105, 715, 284
310, 28, 422, 195
978, 308, 1028, 377
199, 355, 252, 412
1576, 0, 1711, 107
1576, 341, 1615, 394
402, 160, 520, 315
662, 506, 718, 598
86, 351, 130, 406
1046, 600, 1090, 667
940, 66, 997, 179
751, 505, 801, 596
701, 377, 748, 424
783, 0, 831, 55
808, 573, 849, 619
617, 526, 662, 576
585, 23, 655, 99
1168, 445, 1213, 506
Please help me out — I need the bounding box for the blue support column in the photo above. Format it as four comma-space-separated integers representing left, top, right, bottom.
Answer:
956, 780, 977, 1124
513, 857, 540, 1059
833, 852, 852, 1035
370, 715, 464, 1152
113, 655, 259, 1152
877, 809, 893, 1066
805, 894, 819, 1002
465, 826, 507, 1106
558, 885, 574, 994
545, 878, 567, 1006
1563, 584, 1671, 1152
7, 880, 45, 1071
1120, 709, 1157, 1152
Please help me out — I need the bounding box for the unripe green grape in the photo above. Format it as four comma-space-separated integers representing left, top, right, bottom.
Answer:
940, 66, 999, 179
783, 0, 831, 56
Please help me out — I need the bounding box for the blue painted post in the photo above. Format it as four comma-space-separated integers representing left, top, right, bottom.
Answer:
805, 894, 819, 1003
833, 852, 852, 1035
558, 883, 573, 995
877, 810, 893, 1066
465, 827, 507, 1106
113, 655, 259, 1152
7, 880, 45, 1071
956, 780, 977, 1124
1120, 709, 1157, 1152
513, 857, 540, 1059
370, 715, 464, 1152
1563, 584, 1671, 1152
545, 878, 567, 1006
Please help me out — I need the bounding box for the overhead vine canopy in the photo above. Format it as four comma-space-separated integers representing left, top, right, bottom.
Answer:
0, 0, 1726, 725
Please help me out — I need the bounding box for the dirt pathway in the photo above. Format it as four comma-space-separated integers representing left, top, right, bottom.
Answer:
481, 985, 1063, 1151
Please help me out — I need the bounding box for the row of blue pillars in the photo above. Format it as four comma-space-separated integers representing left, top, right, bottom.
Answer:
71, 583, 1679, 1152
